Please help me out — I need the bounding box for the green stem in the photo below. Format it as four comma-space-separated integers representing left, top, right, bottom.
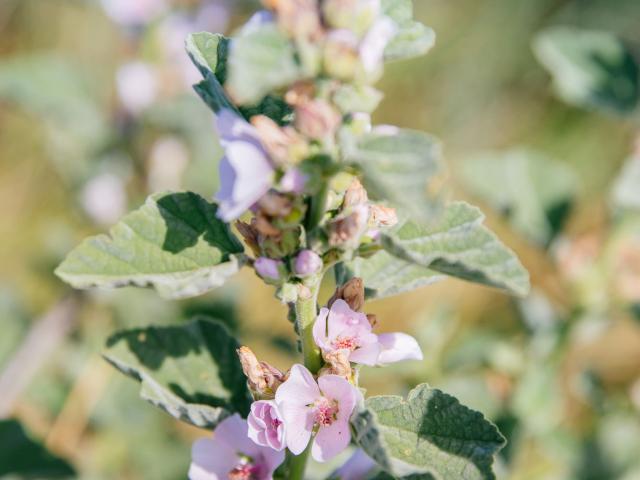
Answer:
296, 281, 323, 374
286, 440, 313, 480
306, 182, 329, 231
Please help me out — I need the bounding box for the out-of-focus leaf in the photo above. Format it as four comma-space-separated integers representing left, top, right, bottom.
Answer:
0, 55, 109, 184
344, 127, 443, 223
104, 317, 252, 429
194, 72, 239, 114
382, 0, 436, 61
0, 419, 75, 478
611, 155, 640, 211
333, 85, 384, 115
55, 192, 245, 300
351, 384, 505, 479
381, 202, 530, 296
227, 24, 302, 104
186, 32, 230, 82
533, 26, 639, 114
460, 149, 578, 245
346, 252, 443, 299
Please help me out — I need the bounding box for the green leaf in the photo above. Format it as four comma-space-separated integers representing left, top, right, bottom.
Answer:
0, 419, 75, 478
55, 192, 245, 300
460, 149, 578, 246
185, 32, 230, 82
351, 384, 505, 479
382, 0, 436, 61
333, 84, 384, 115
345, 252, 443, 299
381, 202, 530, 296
194, 72, 239, 114
533, 26, 640, 114
344, 128, 443, 223
611, 154, 640, 211
103, 316, 252, 429
227, 24, 302, 105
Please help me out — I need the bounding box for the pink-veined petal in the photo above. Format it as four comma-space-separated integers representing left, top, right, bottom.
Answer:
313, 308, 330, 350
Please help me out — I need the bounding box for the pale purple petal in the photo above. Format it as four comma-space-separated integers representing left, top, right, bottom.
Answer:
348, 337, 381, 366
260, 448, 286, 479
313, 308, 331, 351
360, 16, 397, 74
275, 364, 321, 407
281, 403, 314, 455
189, 436, 237, 480
327, 299, 371, 340
248, 400, 286, 451
279, 168, 307, 194
313, 375, 357, 462
376, 332, 423, 365
332, 449, 377, 480
214, 414, 256, 454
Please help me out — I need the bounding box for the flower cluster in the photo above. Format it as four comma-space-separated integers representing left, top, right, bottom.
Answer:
191, 278, 422, 478
211, 0, 401, 295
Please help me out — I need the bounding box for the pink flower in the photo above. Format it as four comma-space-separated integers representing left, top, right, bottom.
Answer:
275, 365, 357, 462
313, 300, 380, 366
189, 414, 284, 480
248, 400, 286, 451
215, 110, 275, 222
313, 300, 423, 366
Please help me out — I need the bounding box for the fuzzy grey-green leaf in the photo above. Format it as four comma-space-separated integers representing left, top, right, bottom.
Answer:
382, 0, 436, 61
382, 202, 530, 296
227, 24, 302, 105
347, 252, 443, 299
103, 316, 252, 429
351, 384, 505, 479
344, 128, 443, 223
533, 26, 639, 114
55, 192, 245, 299
186, 32, 230, 81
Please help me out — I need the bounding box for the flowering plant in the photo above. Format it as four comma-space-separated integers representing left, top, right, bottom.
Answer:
55, 0, 530, 478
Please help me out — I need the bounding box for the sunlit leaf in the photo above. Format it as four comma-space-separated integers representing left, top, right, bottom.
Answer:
382, 202, 530, 296
351, 384, 505, 479
104, 317, 252, 429
55, 192, 245, 300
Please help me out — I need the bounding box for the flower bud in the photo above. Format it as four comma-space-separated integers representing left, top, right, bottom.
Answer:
263, 0, 323, 40
323, 29, 360, 81
369, 204, 398, 227
254, 257, 287, 283
329, 277, 365, 312
235, 221, 260, 256
329, 204, 369, 248
343, 178, 368, 208
258, 192, 293, 218
294, 249, 323, 277
237, 346, 285, 399
295, 99, 342, 140
279, 168, 307, 194
322, 0, 380, 36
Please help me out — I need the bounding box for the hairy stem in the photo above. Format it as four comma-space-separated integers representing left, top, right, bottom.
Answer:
287, 279, 323, 479
296, 281, 323, 374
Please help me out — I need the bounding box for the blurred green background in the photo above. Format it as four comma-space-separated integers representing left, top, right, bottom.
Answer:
1, 0, 639, 479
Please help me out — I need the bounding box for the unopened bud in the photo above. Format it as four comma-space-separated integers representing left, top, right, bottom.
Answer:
285, 81, 316, 106
322, 0, 380, 36
258, 192, 293, 218
235, 221, 260, 256
295, 99, 342, 140
369, 204, 398, 227
294, 249, 323, 277
318, 349, 352, 380
329, 204, 369, 248
251, 115, 308, 165
254, 257, 286, 283
343, 178, 368, 208
279, 168, 307, 194
237, 346, 285, 398
329, 277, 365, 312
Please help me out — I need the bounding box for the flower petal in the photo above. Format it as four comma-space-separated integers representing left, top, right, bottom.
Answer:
312, 308, 330, 350
376, 332, 423, 365
312, 418, 352, 462
189, 436, 236, 480
281, 403, 314, 455
275, 364, 321, 407
332, 449, 377, 480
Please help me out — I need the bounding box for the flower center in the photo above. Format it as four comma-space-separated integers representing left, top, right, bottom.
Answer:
313, 397, 339, 427
331, 335, 358, 351
228, 464, 259, 480
271, 417, 282, 429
